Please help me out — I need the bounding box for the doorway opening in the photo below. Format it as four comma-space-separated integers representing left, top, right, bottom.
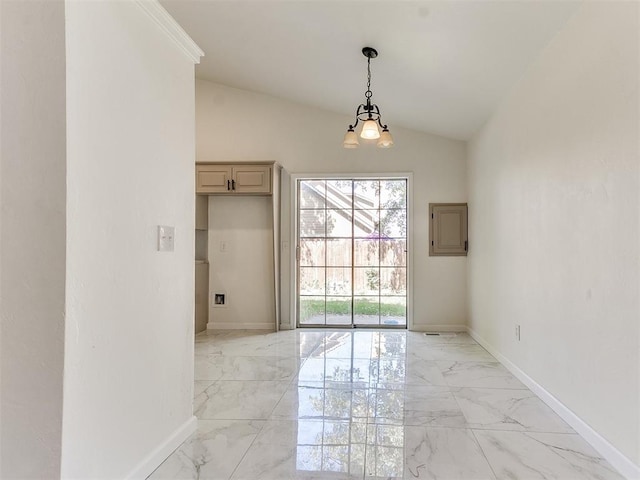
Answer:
296, 177, 408, 328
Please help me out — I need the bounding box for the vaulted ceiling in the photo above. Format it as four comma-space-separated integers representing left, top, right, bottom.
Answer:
161, 1, 581, 140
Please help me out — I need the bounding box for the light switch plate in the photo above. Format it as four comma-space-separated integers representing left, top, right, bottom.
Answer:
157, 225, 175, 252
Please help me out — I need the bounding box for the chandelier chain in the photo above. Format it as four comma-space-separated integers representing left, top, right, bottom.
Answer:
365, 56, 372, 99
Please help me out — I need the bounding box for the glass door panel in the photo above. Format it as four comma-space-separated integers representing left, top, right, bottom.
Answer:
326, 239, 351, 266
325, 297, 352, 326
300, 296, 325, 325
297, 178, 407, 328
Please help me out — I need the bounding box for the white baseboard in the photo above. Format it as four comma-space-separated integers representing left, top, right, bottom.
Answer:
410, 324, 467, 333
467, 327, 639, 480
125, 415, 197, 479
207, 322, 275, 330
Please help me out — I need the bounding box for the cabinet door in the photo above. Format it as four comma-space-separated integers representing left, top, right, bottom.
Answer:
232, 165, 272, 194
430, 203, 468, 256
196, 165, 232, 193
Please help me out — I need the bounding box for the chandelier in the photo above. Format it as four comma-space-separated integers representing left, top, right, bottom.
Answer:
343, 47, 394, 149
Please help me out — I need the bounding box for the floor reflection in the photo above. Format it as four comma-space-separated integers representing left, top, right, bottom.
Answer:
295, 331, 406, 477
149, 329, 623, 480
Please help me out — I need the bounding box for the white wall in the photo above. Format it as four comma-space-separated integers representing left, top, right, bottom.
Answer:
196, 80, 467, 331
208, 196, 275, 329
62, 2, 198, 477
468, 1, 639, 470
0, 1, 66, 477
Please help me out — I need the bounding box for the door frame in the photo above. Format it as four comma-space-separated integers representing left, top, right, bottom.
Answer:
289, 172, 414, 330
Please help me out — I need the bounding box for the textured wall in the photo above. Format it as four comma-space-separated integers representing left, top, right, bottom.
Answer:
468, 1, 639, 467
61, 2, 197, 477
0, 1, 66, 477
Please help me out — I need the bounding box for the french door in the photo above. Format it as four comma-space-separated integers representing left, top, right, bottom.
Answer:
296, 178, 408, 328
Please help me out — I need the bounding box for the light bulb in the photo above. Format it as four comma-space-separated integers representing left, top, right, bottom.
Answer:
343, 130, 359, 148
377, 130, 394, 148
360, 120, 380, 139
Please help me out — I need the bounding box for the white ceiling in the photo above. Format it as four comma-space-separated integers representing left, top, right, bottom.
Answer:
160, 1, 581, 140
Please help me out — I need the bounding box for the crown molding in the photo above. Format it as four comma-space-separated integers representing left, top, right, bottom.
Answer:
135, 0, 204, 64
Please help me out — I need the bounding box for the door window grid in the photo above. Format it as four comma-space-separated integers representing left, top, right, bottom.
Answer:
297, 179, 407, 327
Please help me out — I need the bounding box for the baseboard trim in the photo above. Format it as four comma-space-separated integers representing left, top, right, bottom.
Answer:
207, 322, 275, 330
125, 415, 197, 479
467, 326, 639, 480
410, 324, 467, 333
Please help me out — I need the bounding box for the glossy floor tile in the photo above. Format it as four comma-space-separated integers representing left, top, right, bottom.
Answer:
148, 420, 264, 479
195, 354, 301, 382
403, 426, 496, 479
453, 387, 575, 433
195, 380, 290, 420
474, 430, 624, 479
148, 330, 623, 480
438, 360, 525, 389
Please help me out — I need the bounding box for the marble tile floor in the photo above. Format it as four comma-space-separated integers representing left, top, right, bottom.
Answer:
148, 330, 623, 480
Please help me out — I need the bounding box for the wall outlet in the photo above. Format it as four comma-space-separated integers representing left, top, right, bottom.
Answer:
515, 324, 521, 341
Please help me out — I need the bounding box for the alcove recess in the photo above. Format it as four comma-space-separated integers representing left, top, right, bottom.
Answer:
196, 161, 282, 331
194, 195, 209, 335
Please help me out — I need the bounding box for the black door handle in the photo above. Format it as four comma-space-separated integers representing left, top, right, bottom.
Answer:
227, 180, 231, 190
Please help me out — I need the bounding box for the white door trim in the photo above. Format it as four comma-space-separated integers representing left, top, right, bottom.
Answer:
288, 172, 414, 330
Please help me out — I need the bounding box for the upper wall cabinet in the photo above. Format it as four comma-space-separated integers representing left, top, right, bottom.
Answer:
429, 203, 468, 256
196, 163, 272, 195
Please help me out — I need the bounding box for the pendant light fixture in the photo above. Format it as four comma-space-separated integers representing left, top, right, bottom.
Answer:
343, 47, 394, 149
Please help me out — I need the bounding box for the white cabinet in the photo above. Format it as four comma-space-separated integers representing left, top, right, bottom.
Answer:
196, 163, 272, 195
429, 203, 468, 256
